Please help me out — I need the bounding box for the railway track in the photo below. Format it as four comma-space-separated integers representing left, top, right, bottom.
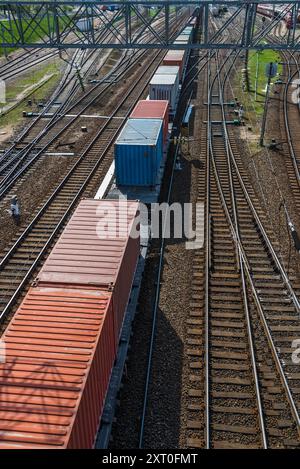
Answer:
0, 20, 131, 184
0, 49, 64, 82
250, 29, 300, 217
281, 50, 300, 212
0, 12, 183, 199
195, 50, 300, 449
0, 11, 121, 81
0, 49, 133, 193
111, 12, 300, 449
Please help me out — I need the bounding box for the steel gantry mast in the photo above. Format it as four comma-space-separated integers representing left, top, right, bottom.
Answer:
0, 1, 300, 50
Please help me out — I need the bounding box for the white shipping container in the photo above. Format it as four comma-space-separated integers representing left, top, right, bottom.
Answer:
174, 34, 190, 44
149, 74, 179, 112
156, 65, 180, 76
76, 18, 93, 32
153, 67, 180, 100
166, 50, 185, 56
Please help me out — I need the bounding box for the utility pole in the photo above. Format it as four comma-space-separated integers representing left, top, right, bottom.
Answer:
254, 51, 260, 101
75, 64, 85, 92
244, 49, 250, 92
260, 62, 277, 146
260, 74, 271, 146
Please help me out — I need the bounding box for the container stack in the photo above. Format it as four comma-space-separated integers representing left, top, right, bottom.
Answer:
149, 66, 180, 113
162, 50, 186, 79
130, 99, 169, 144
174, 33, 191, 44
156, 65, 180, 87
181, 26, 193, 37
0, 199, 140, 449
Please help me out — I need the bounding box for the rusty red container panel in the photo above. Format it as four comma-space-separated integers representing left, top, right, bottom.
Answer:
162, 51, 185, 77
129, 100, 169, 144
37, 198, 140, 342
0, 287, 115, 449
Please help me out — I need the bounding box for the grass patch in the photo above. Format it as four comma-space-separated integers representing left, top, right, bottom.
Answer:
233, 49, 283, 154
0, 60, 61, 129
0, 15, 67, 55
5, 61, 60, 101
247, 48, 282, 115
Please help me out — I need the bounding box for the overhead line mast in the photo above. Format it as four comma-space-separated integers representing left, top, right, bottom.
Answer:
0, 2, 300, 50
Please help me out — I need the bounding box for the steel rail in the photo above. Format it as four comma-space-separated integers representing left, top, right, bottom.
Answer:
204, 47, 268, 449
204, 53, 211, 451
0, 11, 184, 196
0, 49, 136, 185
211, 49, 300, 433
215, 50, 268, 448
282, 50, 300, 187
227, 110, 300, 315
0, 15, 130, 169
0, 47, 129, 177
211, 30, 300, 313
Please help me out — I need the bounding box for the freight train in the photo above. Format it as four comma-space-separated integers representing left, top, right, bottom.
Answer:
0, 15, 198, 449
257, 4, 300, 29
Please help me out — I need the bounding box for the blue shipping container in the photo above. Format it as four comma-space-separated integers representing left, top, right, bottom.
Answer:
115, 118, 163, 187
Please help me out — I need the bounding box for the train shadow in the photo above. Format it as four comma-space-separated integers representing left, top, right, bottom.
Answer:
142, 306, 184, 449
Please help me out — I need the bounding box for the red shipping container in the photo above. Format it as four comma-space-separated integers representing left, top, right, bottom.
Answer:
36, 198, 140, 343
129, 100, 169, 144
0, 286, 115, 448
163, 51, 185, 77
0, 199, 140, 449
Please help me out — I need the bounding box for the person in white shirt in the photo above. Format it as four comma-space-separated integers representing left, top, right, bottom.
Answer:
11, 196, 20, 225
238, 105, 244, 120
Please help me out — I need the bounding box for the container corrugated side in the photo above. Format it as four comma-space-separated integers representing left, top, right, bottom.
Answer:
156, 65, 180, 76
37, 199, 140, 341
115, 118, 163, 186
129, 100, 169, 144
181, 28, 193, 37
0, 287, 115, 449
149, 74, 179, 112
182, 27, 193, 34
154, 66, 180, 98
163, 51, 185, 77
174, 34, 190, 43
